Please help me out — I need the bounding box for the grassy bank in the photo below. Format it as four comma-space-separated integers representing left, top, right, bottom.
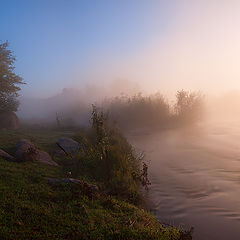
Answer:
0, 126, 189, 240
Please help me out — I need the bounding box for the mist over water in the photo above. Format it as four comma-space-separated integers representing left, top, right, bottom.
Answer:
17, 77, 240, 240
17, 79, 141, 125
4, 1, 240, 239
128, 121, 240, 240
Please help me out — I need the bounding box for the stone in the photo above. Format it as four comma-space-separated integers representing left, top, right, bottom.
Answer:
35, 150, 58, 166
57, 137, 80, 155
0, 111, 20, 130
15, 139, 58, 166
47, 178, 81, 184
15, 139, 37, 162
87, 183, 99, 193
0, 149, 16, 161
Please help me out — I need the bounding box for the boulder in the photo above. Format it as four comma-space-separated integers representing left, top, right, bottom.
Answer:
57, 137, 80, 155
15, 139, 37, 162
35, 150, 58, 166
15, 139, 58, 166
0, 111, 20, 130
0, 149, 16, 161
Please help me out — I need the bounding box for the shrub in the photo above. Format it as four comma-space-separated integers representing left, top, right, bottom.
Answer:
174, 90, 204, 125
102, 90, 204, 130
103, 93, 170, 129
61, 105, 151, 204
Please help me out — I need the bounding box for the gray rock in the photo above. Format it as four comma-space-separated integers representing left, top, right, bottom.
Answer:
57, 137, 80, 155
47, 178, 81, 184
87, 183, 99, 192
15, 139, 37, 162
16, 139, 34, 149
15, 139, 58, 166
0, 149, 16, 161
53, 149, 65, 157
0, 111, 20, 130
35, 150, 58, 166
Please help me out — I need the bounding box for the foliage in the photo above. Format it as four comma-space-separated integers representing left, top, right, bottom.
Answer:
0, 158, 182, 240
102, 91, 204, 130
103, 93, 170, 129
0, 128, 185, 240
91, 104, 109, 162
135, 161, 151, 190
0, 41, 24, 112
64, 106, 151, 203
174, 90, 204, 125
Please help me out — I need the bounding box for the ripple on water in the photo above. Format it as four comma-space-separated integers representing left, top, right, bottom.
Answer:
174, 184, 223, 200
131, 126, 240, 240
194, 206, 240, 222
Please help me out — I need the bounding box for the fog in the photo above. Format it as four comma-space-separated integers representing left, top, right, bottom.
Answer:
16, 83, 240, 240
18, 81, 240, 129
18, 1, 240, 126
12, 2, 240, 239
115, 2, 240, 95
128, 121, 240, 240
18, 79, 141, 125
17, 2, 240, 100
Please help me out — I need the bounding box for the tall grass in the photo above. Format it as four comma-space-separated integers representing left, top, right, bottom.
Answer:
60, 105, 150, 204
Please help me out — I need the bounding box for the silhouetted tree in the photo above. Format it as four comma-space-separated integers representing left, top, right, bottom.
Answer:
0, 41, 24, 112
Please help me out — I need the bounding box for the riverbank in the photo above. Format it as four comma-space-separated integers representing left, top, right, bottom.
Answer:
128, 123, 240, 240
0, 127, 191, 239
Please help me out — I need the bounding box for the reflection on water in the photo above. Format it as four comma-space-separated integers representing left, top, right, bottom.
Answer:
129, 122, 240, 240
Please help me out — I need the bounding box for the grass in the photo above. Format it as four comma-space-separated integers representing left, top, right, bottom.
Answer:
0, 127, 186, 240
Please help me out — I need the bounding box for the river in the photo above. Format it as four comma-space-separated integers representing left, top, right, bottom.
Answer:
128, 122, 240, 240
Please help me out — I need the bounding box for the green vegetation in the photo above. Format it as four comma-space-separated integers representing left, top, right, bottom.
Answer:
0, 119, 189, 239
174, 90, 203, 125
0, 156, 181, 240
66, 105, 150, 204
0, 41, 24, 112
102, 90, 204, 130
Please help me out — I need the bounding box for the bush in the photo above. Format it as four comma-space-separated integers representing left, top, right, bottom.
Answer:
103, 93, 170, 129
60, 105, 150, 204
102, 90, 204, 130
174, 90, 204, 125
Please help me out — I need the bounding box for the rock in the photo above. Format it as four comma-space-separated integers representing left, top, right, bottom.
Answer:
0, 149, 16, 161
47, 178, 81, 184
15, 139, 58, 166
0, 111, 20, 130
15, 139, 37, 162
87, 183, 99, 193
53, 149, 66, 157
35, 151, 58, 166
57, 137, 80, 155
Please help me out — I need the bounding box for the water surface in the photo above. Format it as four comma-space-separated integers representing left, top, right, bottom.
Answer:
129, 122, 240, 240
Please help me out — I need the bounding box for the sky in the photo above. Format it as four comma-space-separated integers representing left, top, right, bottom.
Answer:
1, 1, 240, 98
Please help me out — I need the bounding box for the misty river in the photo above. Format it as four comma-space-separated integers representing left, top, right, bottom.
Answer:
129, 122, 240, 240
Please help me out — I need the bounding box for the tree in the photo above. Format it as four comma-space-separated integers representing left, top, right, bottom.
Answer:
0, 41, 24, 112
175, 90, 204, 124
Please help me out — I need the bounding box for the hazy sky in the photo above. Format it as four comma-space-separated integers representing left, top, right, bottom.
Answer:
1, 1, 240, 97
